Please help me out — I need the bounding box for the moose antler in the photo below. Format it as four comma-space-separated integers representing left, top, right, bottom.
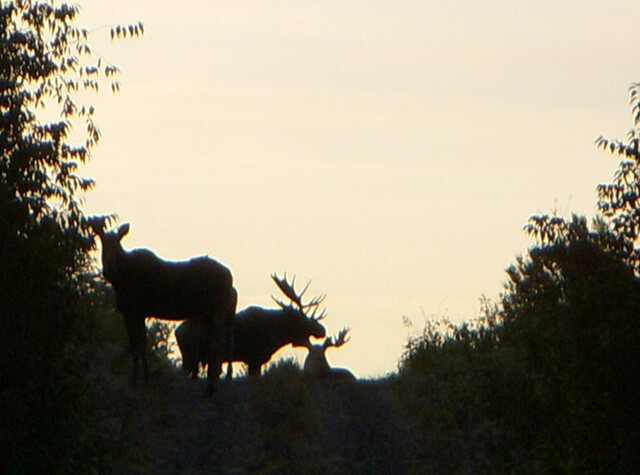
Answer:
324, 327, 350, 349
271, 273, 326, 320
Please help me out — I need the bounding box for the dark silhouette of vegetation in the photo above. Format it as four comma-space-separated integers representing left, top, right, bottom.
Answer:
398, 86, 640, 471
502, 215, 640, 470
400, 217, 640, 471
88, 218, 238, 393
596, 82, 640, 271
0, 2, 141, 471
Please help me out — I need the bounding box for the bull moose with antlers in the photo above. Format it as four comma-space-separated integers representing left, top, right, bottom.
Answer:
89, 216, 237, 394
176, 273, 326, 378
303, 327, 356, 381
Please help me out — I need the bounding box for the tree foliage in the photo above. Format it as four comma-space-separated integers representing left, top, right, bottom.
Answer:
502, 214, 640, 471
401, 213, 640, 472
400, 85, 640, 470
0, 1, 141, 471
596, 83, 640, 268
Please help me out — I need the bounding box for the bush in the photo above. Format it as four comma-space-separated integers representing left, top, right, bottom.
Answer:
400, 215, 640, 472
501, 214, 640, 471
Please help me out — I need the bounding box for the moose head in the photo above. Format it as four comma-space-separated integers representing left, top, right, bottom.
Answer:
88, 216, 129, 283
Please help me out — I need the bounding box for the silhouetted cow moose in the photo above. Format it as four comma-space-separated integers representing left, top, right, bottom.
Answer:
89, 216, 237, 394
176, 273, 326, 378
303, 327, 356, 380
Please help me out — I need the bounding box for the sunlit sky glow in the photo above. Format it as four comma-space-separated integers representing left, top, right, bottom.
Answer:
72, 1, 640, 377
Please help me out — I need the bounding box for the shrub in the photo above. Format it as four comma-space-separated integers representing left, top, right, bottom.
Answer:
400, 214, 640, 471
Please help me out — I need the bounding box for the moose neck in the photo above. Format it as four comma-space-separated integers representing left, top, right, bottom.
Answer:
100, 238, 125, 285
304, 345, 331, 376
270, 310, 304, 347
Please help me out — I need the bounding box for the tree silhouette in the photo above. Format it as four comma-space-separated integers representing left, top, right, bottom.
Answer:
400, 102, 640, 470
501, 213, 640, 471
0, 2, 141, 470
596, 83, 640, 269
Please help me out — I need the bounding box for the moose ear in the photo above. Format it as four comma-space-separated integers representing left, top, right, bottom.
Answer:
117, 223, 130, 240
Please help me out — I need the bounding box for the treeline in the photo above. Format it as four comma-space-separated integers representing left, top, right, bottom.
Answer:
399, 214, 640, 472
398, 86, 640, 470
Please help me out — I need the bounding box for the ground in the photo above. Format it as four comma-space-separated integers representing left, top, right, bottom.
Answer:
94, 360, 425, 474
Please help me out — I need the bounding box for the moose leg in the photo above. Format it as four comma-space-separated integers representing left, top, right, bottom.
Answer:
226, 362, 233, 380
205, 343, 221, 397
201, 317, 223, 396
141, 327, 149, 384
176, 323, 195, 378
125, 315, 147, 386
224, 315, 234, 382
207, 329, 226, 395
183, 347, 198, 379
192, 319, 209, 380
189, 349, 199, 380
225, 287, 237, 364
223, 287, 238, 381
189, 325, 200, 380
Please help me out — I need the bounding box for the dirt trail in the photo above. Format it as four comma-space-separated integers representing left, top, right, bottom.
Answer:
105, 370, 423, 474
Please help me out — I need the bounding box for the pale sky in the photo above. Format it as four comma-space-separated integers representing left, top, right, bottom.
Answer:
73, 1, 640, 377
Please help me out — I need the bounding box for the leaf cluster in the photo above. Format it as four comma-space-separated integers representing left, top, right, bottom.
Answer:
147, 319, 178, 364
1, 1, 143, 230
595, 83, 640, 269
110, 21, 144, 40
595, 82, 640, 159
